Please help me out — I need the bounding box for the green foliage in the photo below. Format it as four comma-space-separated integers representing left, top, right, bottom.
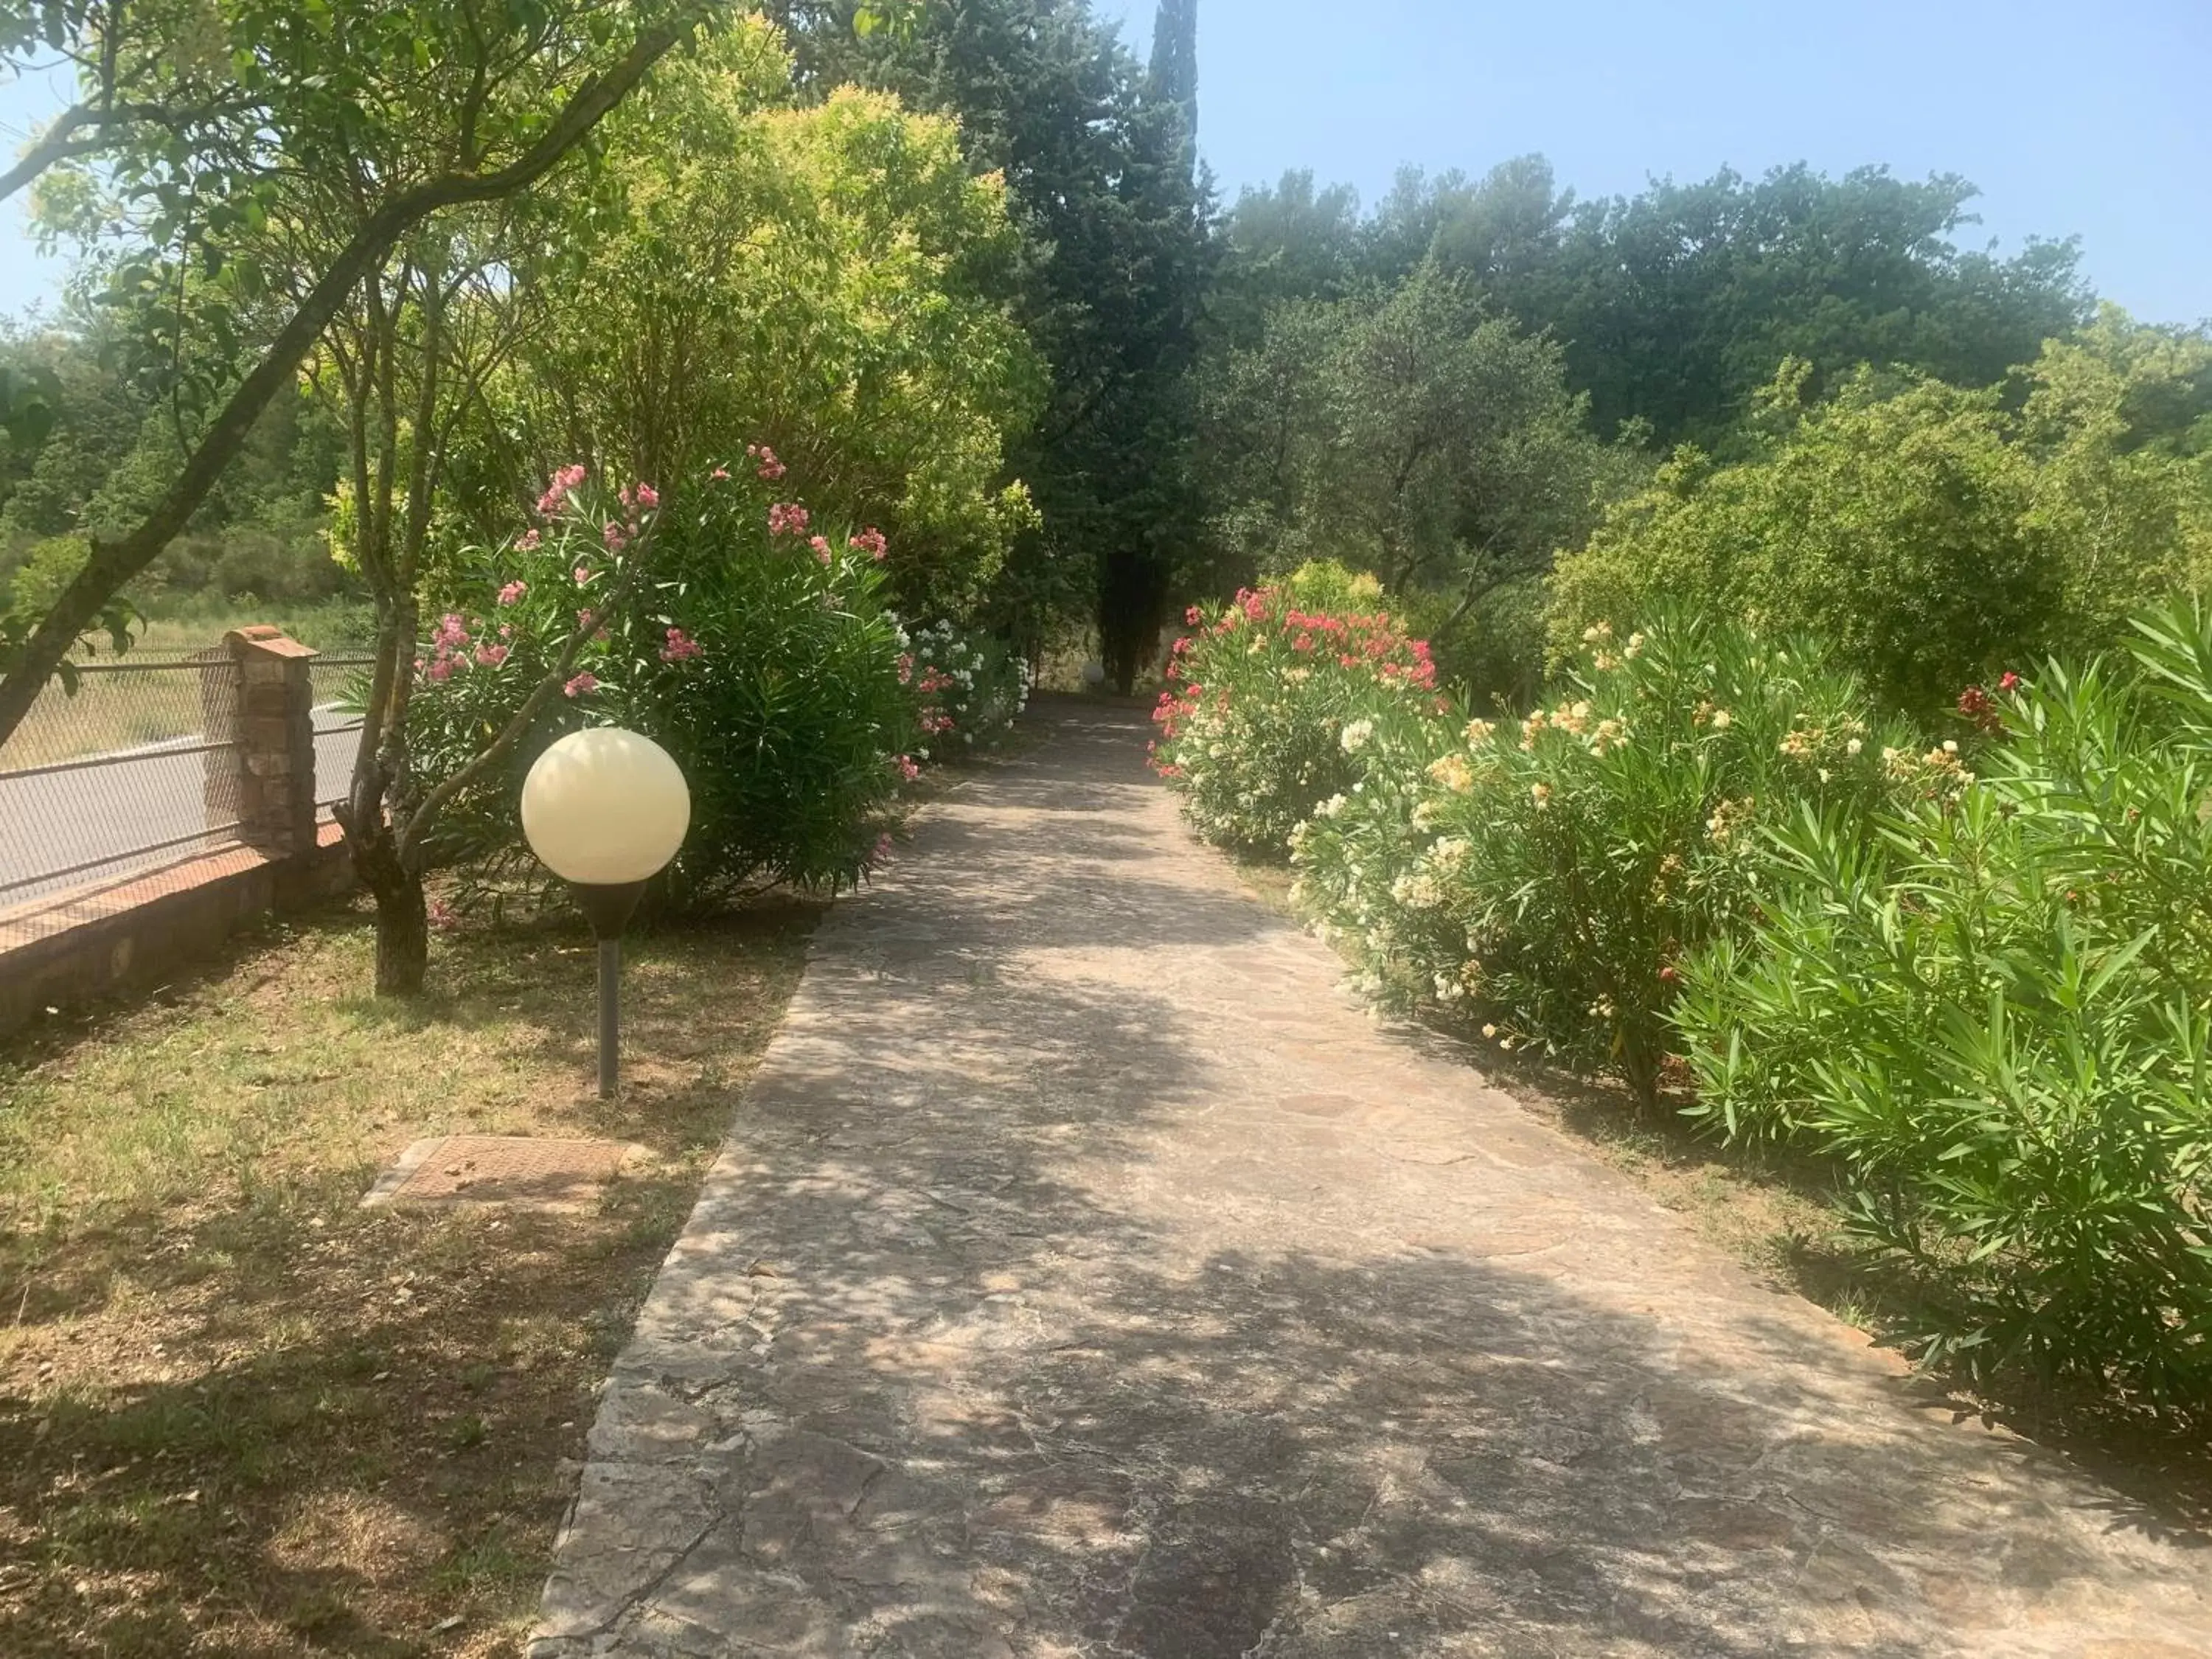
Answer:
476, 35, 1044, 622
1548, 347, 2212, 716
1198, 261, 1632, 693
411, 459, 915, 912
1150, 562, 1441, 858
773, 0, 1212, 682
22, 0, 704, 423
1214, 159, 2090, 450
0, 0, 706, 746
903, 616, 1031, 759
2017, 306, 2212, 633
1674, 608, 2212, 1409
1293, 611, 1910, 1101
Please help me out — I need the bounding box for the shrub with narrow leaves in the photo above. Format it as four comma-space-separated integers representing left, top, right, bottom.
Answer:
1674, 603, 2212, 1411
1294, 611, 1909, 1102
903, 616, 1029, 758
411, 453, 915, 911
1151, 563, 1443, 858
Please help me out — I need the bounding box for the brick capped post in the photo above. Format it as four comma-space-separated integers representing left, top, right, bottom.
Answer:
223, 626, 319, 858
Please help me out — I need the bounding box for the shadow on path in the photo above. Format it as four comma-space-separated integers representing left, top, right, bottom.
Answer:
532, 700, 2212, 1658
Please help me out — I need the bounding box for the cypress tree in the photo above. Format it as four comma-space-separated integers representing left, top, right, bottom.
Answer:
1148, 0, 1199, 175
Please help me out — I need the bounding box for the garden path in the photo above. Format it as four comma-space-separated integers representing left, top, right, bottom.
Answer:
532, 700, 2211, 1658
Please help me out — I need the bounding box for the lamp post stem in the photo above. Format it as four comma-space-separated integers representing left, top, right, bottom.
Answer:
570, 880, 647, 1102
597, 936, 622, 1099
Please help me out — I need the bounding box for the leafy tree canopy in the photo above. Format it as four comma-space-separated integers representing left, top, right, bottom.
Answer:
1550, 318, 2212, 714
1214, 158, 2093, 447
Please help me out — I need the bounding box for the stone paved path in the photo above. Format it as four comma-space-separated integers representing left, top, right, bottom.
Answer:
534, 703, 2212, 1658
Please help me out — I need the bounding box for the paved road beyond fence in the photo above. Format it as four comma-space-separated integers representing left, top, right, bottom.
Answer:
0, 633, 366, 930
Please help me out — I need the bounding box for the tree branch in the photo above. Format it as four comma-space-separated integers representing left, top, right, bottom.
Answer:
0, 13, 698, 749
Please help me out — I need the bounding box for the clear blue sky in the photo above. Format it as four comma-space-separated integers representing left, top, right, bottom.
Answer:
1096, 0, 2211, 326
3, 1, 2206, 324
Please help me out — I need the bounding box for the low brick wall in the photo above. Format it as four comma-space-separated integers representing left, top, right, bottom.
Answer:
0, 822, 355, 1037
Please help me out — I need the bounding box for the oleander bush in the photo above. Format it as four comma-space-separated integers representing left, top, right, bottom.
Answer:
1673, 603, 2212, 1409
410, 453, 917, 913
905, 616, 1031, 759
1154, 559, 2212, 1413
1293, 610, 1916, 1102
1150, 561, 1443, 857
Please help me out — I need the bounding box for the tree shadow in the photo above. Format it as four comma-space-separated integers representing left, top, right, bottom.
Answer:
0, 1173, 701, 1655
1359, 992, 2212, 1534
538, 701, 2211, 1655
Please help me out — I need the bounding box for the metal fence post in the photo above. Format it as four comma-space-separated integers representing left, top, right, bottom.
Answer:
224, 626, 319, 858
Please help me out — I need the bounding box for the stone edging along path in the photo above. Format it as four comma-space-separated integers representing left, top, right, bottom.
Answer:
531, 700, 2211, 1658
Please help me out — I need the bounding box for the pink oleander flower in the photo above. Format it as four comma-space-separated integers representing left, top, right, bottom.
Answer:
710, 465, 731, 483
768, 501, 811, 538
660, 626, 703, 664
475, 643, 509, 667
748, 444, 787, 481
432, 613, 469, 650
429, 898, 459, 933
896, 653, 914, 686
574, 565, 594, 585
602, 521, 628, 552
894, 754, 920, 782
517, 529, 540, 552
1185, 605, 1203, 625
563, 672, 599, 698
537, 462, 588, 516
498, 624, 513, 639
849, 526, 888, 561
425, 656, 455, 684
810, 535, 833, 566
498, 580, 528, 606
634, 482, 659, 511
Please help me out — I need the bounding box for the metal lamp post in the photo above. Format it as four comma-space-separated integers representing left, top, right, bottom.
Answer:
521, 728, 691, 1099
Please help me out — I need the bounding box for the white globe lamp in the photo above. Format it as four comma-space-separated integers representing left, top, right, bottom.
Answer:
522, 727, 691, 1097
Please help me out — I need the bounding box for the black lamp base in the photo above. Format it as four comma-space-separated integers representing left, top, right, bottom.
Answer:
570, 879, 648, 941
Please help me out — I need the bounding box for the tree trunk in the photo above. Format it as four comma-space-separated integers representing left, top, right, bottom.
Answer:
349, 820, 429, 996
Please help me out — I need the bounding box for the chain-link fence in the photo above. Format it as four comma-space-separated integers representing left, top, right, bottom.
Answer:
0, 644, 376, 940
0, 650, 248, 923
311, 653, 374, 819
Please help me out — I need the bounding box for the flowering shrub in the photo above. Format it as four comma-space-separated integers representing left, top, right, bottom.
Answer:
1293, 611, 1911, 1102
1151, 563, 1443, 856
902, 617, 1030, 757
411, 451, 915, 909
1673, 602, 2212, 1411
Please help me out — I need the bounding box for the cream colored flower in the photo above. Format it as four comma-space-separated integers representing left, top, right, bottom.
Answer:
1427, 752, 1475, 794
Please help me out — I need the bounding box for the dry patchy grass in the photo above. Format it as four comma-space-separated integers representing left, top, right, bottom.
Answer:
0, 893, 819, 1655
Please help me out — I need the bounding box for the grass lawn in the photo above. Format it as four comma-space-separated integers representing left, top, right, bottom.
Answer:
0, 893, 820, 1655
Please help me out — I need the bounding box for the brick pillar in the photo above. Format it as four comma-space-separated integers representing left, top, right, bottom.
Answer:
223, 626, 320, 858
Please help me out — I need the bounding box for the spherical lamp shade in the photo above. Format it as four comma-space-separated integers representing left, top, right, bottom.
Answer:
521, 728, 690, 886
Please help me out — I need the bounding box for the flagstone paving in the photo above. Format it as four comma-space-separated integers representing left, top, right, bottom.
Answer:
532, 700, 2212, 1658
